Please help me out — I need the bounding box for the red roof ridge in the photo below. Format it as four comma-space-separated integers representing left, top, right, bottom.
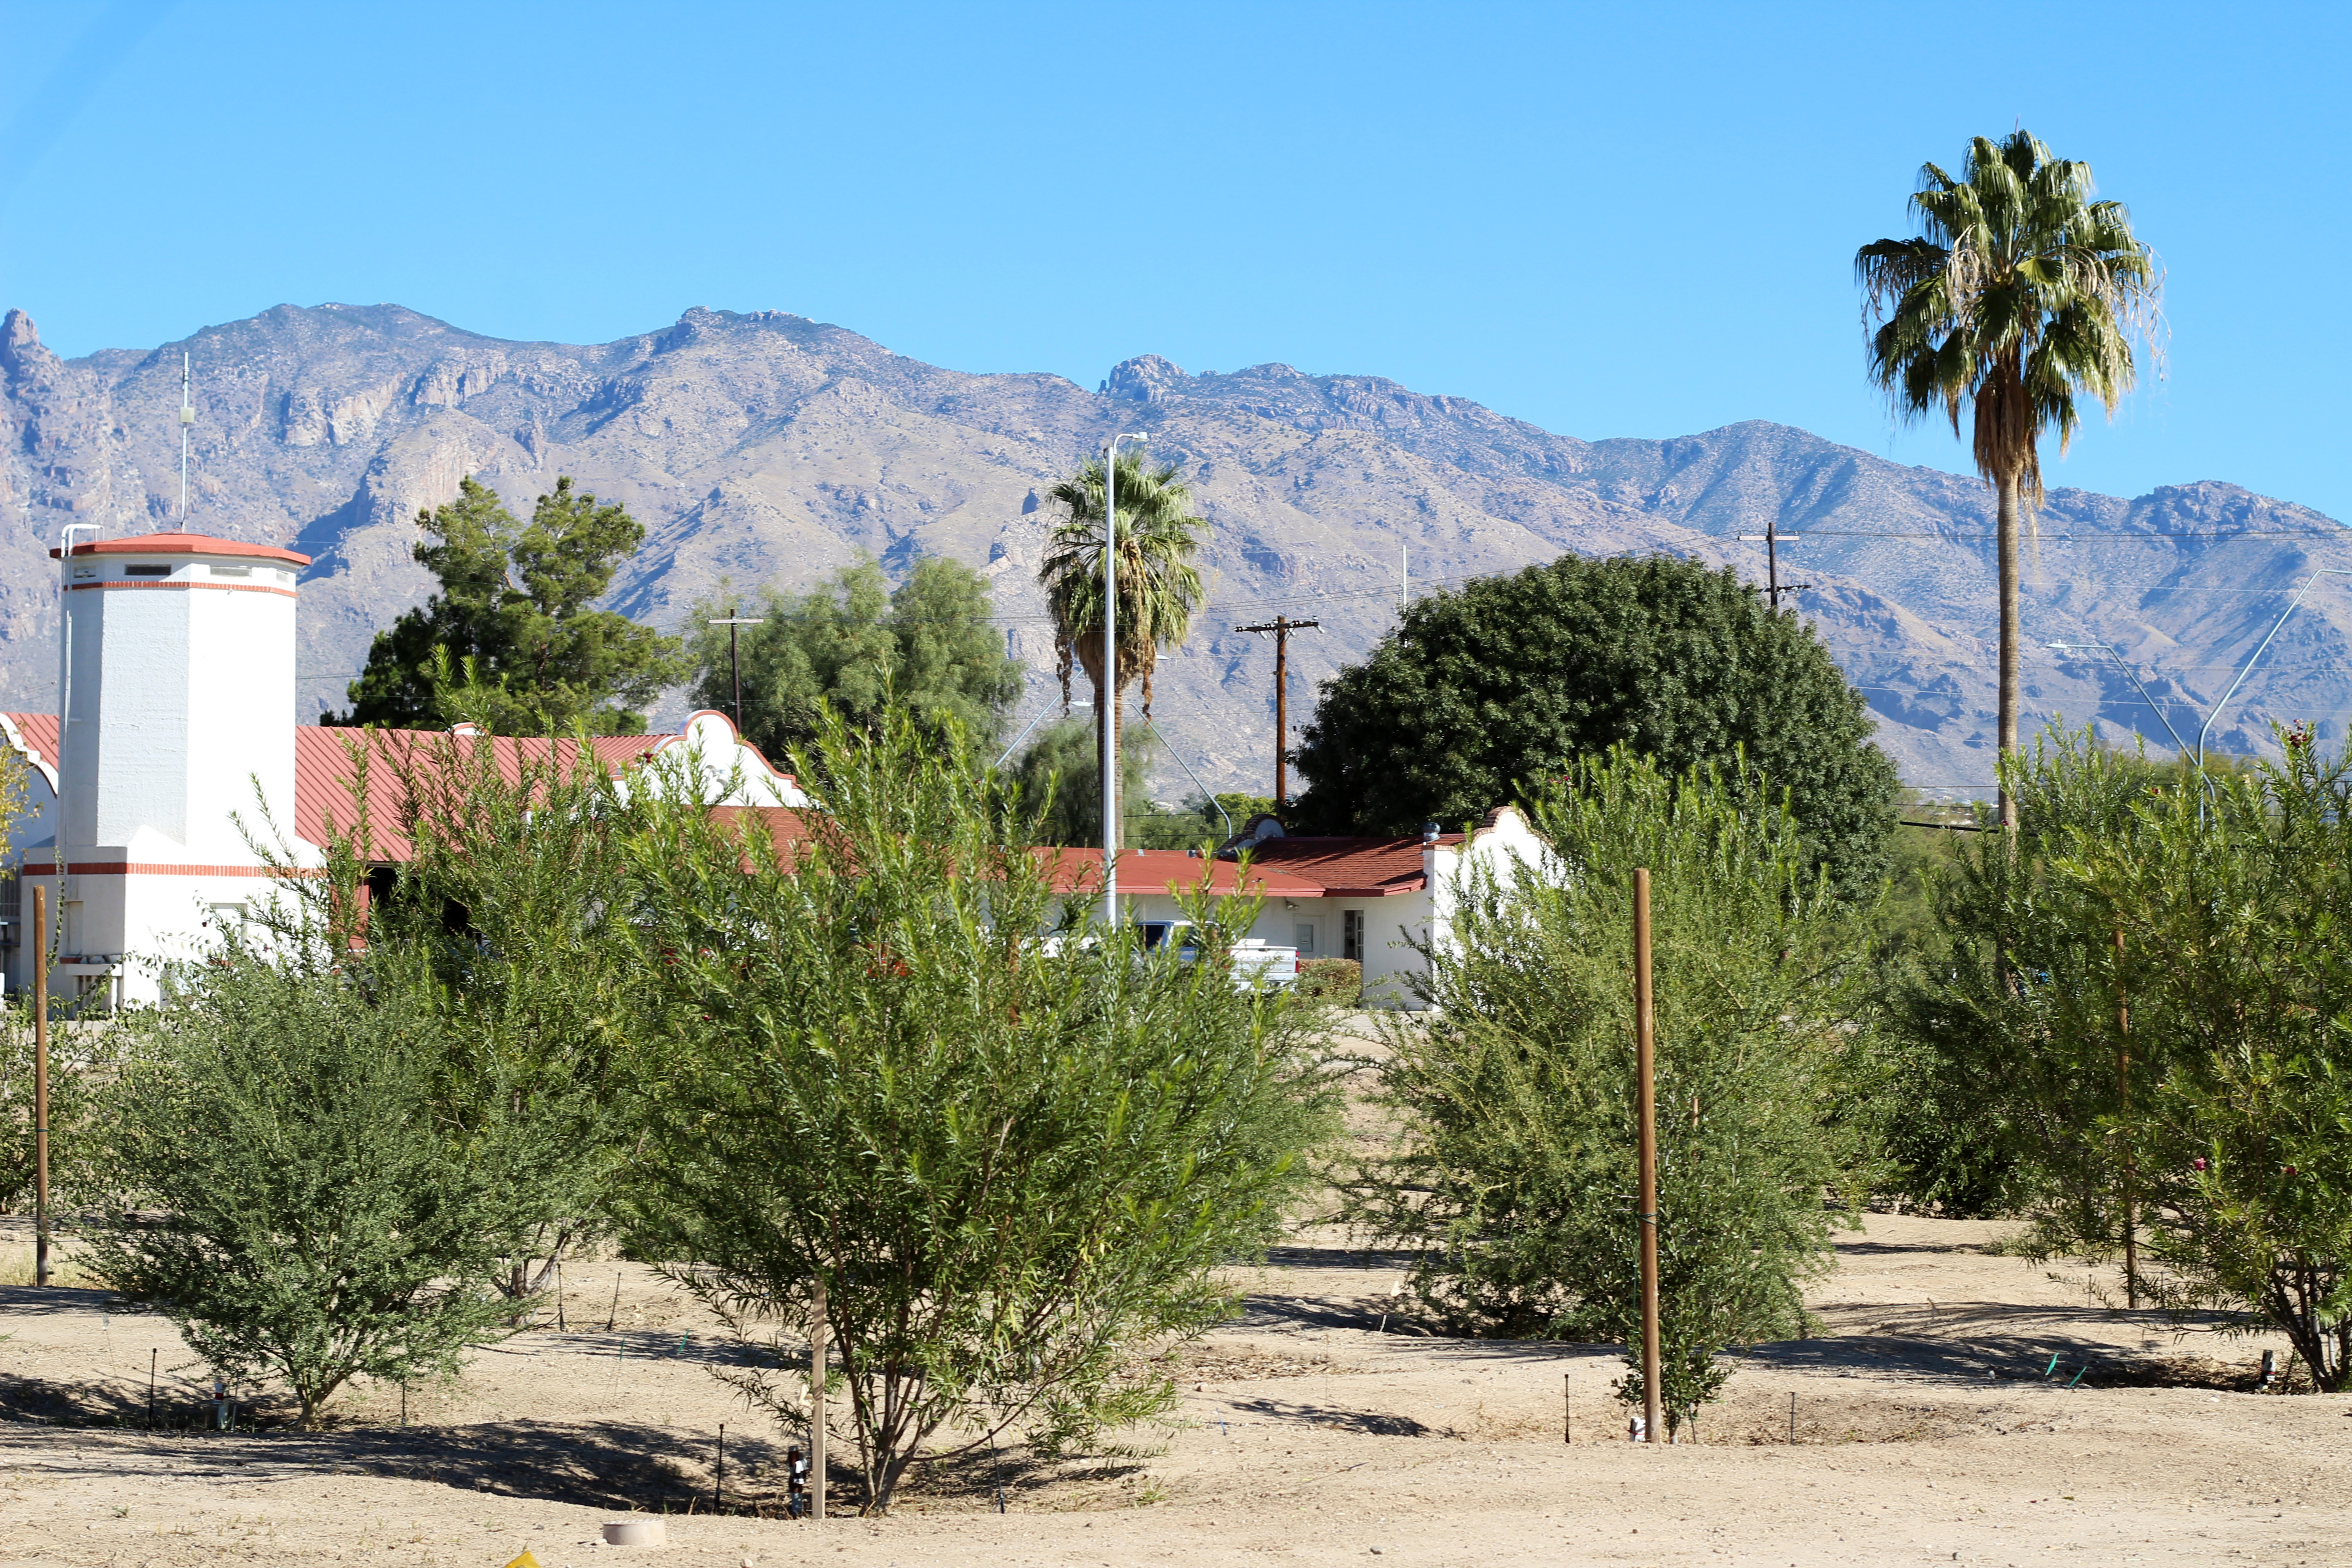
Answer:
49, 530, 312, 568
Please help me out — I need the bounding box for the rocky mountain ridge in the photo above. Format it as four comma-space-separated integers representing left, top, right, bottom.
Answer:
5, 300, 2348, 798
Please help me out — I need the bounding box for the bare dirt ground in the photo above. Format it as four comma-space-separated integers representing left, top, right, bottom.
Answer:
4, 1019, 2347, 1567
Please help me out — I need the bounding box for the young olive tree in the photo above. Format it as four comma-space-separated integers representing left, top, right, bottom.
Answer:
628, 708, 1332, 1511
84, 957, 530, 1426
1356, 750, 1870, 1434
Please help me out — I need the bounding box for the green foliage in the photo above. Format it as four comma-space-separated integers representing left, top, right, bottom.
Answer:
328, 731, 652, 1297
1294, 554, 1900, 901
1295, 958, 1361, 1005
1038, 449, 1206, 738
1354, 750, 1867, 1432
627, 709, 1335, 1511
1008, 718, 1153, 848
1906, 726, 2352, 1390
83, 957, 528, 1426
686, 557, 1020, 761
327, 475, 685, 735
1132, 792, 1276, 850
0, 1007, 117, 1212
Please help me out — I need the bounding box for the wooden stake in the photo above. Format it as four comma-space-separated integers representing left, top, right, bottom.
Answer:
1563, 1368, 1571, 1445
33, 885, 49, 1289
2115, 928, 2137, 1310
810, 1276, 827, 1523
1633, 867, 1662, 1445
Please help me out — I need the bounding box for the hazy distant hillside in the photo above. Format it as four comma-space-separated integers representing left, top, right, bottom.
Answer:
4, 301, 2347, 799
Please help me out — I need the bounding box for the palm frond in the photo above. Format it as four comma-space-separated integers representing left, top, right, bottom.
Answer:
1855, 127, 2163, 494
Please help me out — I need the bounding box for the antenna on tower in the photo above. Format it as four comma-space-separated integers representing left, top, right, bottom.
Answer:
177, 352, 194, 519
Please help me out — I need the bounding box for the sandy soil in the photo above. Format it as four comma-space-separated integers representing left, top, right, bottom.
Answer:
3, 1023, 2347, 1566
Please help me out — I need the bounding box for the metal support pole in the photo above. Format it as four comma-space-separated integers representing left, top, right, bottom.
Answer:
808, 1277, 827, 1523
1141, 716, 1235, 843
2116, 927, 2136, 1310
1101, 435, 1147, 927
1632, 868, 1661, 1444
33, 884, 49, 1287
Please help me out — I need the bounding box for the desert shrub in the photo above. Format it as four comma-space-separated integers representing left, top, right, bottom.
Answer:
628, 709, 1337, 1511
1353, 749, 1871, 1434
0, 1008, 120, 1212
84, 956, 531, 1426
1296, 957, 1362, 1004
1918, 728, 2352, 1390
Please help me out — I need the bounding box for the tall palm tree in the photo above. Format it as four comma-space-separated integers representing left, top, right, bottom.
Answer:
1037, 448, 1208, 761
1857, 130, 2161, 828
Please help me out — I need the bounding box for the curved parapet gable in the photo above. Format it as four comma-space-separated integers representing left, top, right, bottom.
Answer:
641, 710, 809, 808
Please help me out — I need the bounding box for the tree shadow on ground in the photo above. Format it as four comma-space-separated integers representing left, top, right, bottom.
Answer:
1745, 1328, 2261, 1391
0, 1410, 783, 1512
1223, 1395, 1431, 1436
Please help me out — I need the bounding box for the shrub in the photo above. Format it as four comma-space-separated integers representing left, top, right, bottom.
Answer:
84, 957, 529, 1427
1353, 749, 1871, 1433
1296, 957, 1362, 1005
629, 709, 1337, 1510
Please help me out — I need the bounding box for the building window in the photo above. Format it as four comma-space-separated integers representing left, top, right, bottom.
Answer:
1294, 922, 1316, 956
1343, 909, 1365, 963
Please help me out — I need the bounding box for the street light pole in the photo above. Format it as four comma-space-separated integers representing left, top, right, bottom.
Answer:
1102, 433, 1147, 930
707, 611, 767, 732
2047, 642, 2191, 758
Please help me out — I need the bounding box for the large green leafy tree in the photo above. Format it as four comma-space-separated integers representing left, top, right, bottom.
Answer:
1293, 553, 1899, 900
1857, 130, 2160, 828
685, 556, 1019, 760
327, 475, 685, 735
1352, 750, 1869, 1434
1038, 449, 1207, 755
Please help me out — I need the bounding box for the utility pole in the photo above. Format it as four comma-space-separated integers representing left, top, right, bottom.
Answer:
1233, 616, 1320, 809
707, 610, 766, 731
1737, 519, 1809, 612
1632, 867, 1661, 1444
33, 884, 48, 1288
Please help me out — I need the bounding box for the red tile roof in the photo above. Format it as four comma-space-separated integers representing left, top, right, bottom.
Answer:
1233, 833, 1462, 897
294, 726, 771, 860
1037, 838, 1456, 900
49, 530, 311, 567
5, 713, 58, 776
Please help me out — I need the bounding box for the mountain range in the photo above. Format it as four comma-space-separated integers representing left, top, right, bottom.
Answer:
5, 300, 2349, 801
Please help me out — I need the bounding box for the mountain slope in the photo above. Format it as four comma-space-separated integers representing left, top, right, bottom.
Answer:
4, 302, 2346, 799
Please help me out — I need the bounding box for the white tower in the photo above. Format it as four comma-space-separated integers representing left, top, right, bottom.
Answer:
41, 530, 312, 998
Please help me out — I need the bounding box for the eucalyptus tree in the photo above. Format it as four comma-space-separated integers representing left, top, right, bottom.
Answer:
1037, 448, 1207, 763
1857, 130, 2161, 827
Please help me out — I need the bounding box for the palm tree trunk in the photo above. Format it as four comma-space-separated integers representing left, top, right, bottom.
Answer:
1996, 469, 2021, 830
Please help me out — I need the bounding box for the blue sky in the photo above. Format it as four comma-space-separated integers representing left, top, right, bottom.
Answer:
4, 1, 2347, 519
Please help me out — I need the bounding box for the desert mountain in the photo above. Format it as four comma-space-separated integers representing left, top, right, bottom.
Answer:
4, 301, 2347, 799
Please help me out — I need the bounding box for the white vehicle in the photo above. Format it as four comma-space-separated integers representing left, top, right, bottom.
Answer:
1138, 920, 1299, 991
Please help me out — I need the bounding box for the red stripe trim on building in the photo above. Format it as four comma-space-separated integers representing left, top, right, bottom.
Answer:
65, 581, 298, 598
22, 862, 305, 878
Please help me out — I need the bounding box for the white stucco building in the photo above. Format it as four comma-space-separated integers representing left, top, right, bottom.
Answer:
0, 529, 804, 1008
1058, 807, 1549, 1008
